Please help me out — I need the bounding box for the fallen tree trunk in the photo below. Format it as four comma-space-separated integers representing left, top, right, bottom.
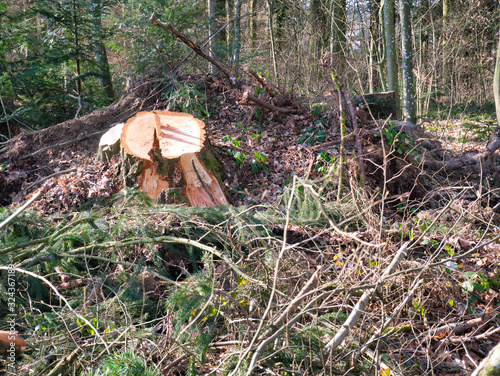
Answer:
373, 120, 500, 175
110, 111, 230, 206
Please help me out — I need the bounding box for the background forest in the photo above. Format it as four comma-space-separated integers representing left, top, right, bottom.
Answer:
2, 0, 500, 375
1, 0, 498, 132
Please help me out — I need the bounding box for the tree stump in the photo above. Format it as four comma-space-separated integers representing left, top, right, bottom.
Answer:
97, 122, 124, 162
355, 91, 396, 120
116, 111, 229, 207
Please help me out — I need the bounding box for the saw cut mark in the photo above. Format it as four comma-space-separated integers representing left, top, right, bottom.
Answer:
155, 111, 206, 158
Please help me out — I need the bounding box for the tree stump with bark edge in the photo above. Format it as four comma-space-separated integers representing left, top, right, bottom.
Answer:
118, 111, 230, 207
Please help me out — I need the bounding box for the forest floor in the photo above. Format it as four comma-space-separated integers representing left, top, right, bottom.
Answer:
1, 74, 500, 375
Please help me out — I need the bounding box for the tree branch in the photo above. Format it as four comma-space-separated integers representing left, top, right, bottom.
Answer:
149, 12, 240, 87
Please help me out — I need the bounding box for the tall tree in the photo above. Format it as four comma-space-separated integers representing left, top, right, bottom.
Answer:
311, 0, 330, 58
232, 0, 244, 68
331, 0, 346, 54
266, 0, 278, 80
383, 0, 399, 118
399, 0, 415, 122
249, 0, 258, 49
494, 25, 500, 125
208, 0, 217, 73
90, 0, 114, 102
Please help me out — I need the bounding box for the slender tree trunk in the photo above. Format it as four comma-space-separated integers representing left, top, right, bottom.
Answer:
311, 0, 330, 59
266, 0, 278, 81
441, 0, 448, 84
90, 0, 114, 102
494, 26, 500, 125
71, 0, 82, 97
274, 0, 288, 51
249, 0, 258, 49
383, 0, 399, 118
400, 0, 415, 122
331, 0, 346, 54
208, 0, 217, 73
377, 0, 387, 91
233, 0, 244, 69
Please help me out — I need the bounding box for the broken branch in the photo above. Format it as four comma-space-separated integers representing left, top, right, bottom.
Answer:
149, 12, 240, 87
240, 92, 299, 113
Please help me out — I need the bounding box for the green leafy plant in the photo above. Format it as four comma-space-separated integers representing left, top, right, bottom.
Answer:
461, 272, 489, 294
311, 105, 322, 116
222, 135, 246, 164
315, 151, 335, 175
298, 126, 327, 146
166, 81, 209, 117
249, 152, 266, 173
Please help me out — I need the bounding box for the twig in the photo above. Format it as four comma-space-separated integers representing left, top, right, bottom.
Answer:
443, 326, 500, 345
322, 52, 366, 186
246, 267, 321, 374
46, 347, 82, 376
149, 12, 240, 87
0, 189, 45, 231
233, 176, 300, 376
0, 266, 111, 354
25, 167, 77, 191
420, 310, 499, 341
162, 355, 188, 374
20, 130, 107, 160
318, 242, 409, 362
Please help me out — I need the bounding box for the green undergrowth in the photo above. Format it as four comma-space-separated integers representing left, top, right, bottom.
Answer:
0, 183, 368, 374
1, 182, 486, 375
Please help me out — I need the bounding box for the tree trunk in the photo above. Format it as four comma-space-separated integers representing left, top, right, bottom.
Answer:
71, 0, 82, 98
232, 0, 244, 69
249, 0, 258, 49
266, 0, 278, 81
331, 0, 346, 54
311, 0, 330, 59
383, 0, 399, 119
208, 0, 217, 73
494, 26, 500, 125
441, 0, 449, 85
89, 0, 114, 102
399, 0, 415, 123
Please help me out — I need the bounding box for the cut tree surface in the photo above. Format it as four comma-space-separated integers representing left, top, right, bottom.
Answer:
120, 111, 229, 206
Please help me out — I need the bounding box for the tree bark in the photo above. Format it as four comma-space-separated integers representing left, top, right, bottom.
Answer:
249, 0, 258, 49
331, 0, 347, 54
384, 0, 400, 118
232, 0, 244, 69
266, 0, 278, 81
399, 0, 415, 123
90, 0, 114, 102
471, 341, 500, 376
208, 0, 217, 73
494, 25, 500, 125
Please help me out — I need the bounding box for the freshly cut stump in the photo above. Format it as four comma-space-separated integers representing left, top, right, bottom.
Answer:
119, 111, 229, 207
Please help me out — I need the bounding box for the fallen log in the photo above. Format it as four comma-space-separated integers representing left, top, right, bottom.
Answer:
116, 111, 230, 206
372, 120, 500, 175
